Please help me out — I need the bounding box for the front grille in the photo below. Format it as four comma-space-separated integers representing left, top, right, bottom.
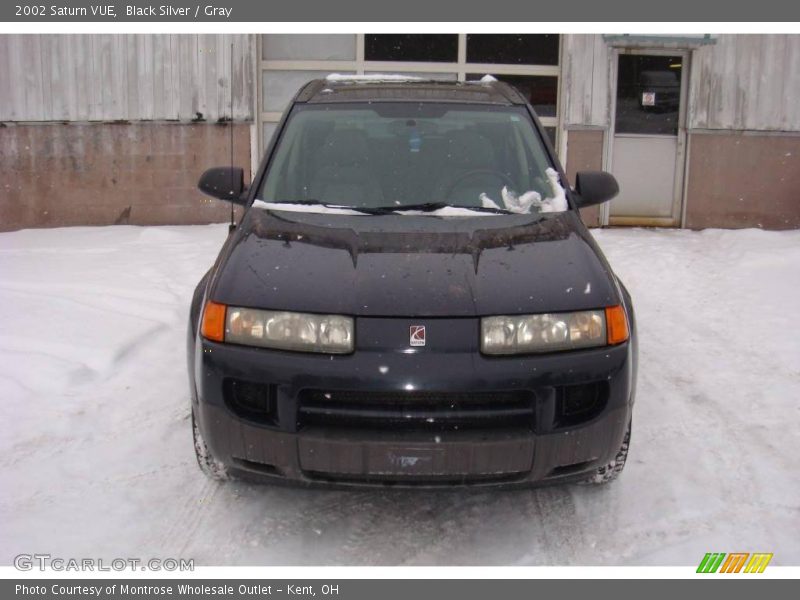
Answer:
297, 389, 535, 431
303, 471, 528, 487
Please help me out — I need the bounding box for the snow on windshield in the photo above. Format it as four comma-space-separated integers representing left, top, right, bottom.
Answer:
480, 168, 568, 214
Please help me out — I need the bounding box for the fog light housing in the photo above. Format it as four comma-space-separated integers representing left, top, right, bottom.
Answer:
224, 379, 276, 424
556, 382, 607, 427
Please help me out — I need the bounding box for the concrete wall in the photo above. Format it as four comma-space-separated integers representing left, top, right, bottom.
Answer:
0, 122, 250, 231
685, 132, 800, 230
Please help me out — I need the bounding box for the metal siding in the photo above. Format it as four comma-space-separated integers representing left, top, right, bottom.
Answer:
0, 34, 255, 122
688, 34, 800, 131
563, 34, 800, 132
562, 34, 610, 127
590, 34, 611, 127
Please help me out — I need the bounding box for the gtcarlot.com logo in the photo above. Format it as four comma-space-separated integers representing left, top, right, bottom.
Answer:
14, 553, 194, 572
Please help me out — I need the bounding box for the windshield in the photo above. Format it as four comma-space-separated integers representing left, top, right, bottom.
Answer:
257, 102, 568, 215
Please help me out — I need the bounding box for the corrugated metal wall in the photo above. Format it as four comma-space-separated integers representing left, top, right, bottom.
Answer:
0, 34, 255, 122
561, 34, 800, 132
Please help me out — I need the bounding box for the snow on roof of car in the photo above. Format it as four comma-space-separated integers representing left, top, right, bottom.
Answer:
325, 73, 427, 82
299, 77, 526, 105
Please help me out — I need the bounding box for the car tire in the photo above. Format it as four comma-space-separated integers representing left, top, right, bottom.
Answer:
579, 422, 631, 485
192, 411, 229, 481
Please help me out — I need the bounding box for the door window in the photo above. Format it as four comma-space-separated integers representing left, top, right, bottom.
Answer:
615, 54, 682, 136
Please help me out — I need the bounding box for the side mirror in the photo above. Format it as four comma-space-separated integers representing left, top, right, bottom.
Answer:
574, 171, 619, 208
198, 167, 248, 205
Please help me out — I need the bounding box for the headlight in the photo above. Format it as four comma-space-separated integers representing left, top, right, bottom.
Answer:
203, 303, 354, 354
481, 310, 608, 354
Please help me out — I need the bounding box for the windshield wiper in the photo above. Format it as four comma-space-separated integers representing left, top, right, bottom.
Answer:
261, 199, 515, 216
375, 202, 449, 213
257, 199, 375, 214
371, 202, 513, 215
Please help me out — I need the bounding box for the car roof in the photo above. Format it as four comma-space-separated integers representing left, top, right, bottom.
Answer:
295, 76, 528, 106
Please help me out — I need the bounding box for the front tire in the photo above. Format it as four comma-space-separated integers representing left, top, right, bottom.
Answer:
192, 411, 229, 481
580, 423, 630, 485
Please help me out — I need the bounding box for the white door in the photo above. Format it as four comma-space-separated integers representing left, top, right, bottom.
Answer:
609, 50, 688, 226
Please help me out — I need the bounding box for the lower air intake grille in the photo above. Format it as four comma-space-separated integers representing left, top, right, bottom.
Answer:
297, 389, 535, 431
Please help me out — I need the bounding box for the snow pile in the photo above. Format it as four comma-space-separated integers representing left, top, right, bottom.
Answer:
480, 168, 568, 214
481, 188, 542, 214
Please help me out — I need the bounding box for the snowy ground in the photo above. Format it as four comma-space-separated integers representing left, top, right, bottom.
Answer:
1, 224, 799, 566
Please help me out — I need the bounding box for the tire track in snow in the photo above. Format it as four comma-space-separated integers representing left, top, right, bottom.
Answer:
156, 475, 224, 558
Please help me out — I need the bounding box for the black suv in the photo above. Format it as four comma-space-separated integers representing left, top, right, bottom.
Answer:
188, 76, 637, 487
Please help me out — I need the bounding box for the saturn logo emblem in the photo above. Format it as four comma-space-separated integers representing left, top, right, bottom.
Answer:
409, 325, 426, 347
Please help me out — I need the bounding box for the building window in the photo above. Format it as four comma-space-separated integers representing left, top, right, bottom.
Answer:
543, 127, 557, 147
365, 34, 459, 63
614, 54, 682, 136
467, 73, 558, 117
466, 34, 560, 66
261, 34, 356, 61
262, 70, 344, 113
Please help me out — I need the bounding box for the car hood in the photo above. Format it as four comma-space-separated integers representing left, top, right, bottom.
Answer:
210, 207, 620, 317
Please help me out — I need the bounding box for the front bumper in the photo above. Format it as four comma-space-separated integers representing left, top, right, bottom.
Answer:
192, 331, 634, 488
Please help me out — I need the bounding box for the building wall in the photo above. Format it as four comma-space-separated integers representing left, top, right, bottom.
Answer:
684, 36, 800, 230
561, 34, 800, 131
2, 34, 798, 232
0, 122, 250, 231
560, 33, 800, 230
0, 34, 256, 232
685, 132, 800, 229
688, 35, 800, 131
561, 34, 611, 128
564, 128, 605, 227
